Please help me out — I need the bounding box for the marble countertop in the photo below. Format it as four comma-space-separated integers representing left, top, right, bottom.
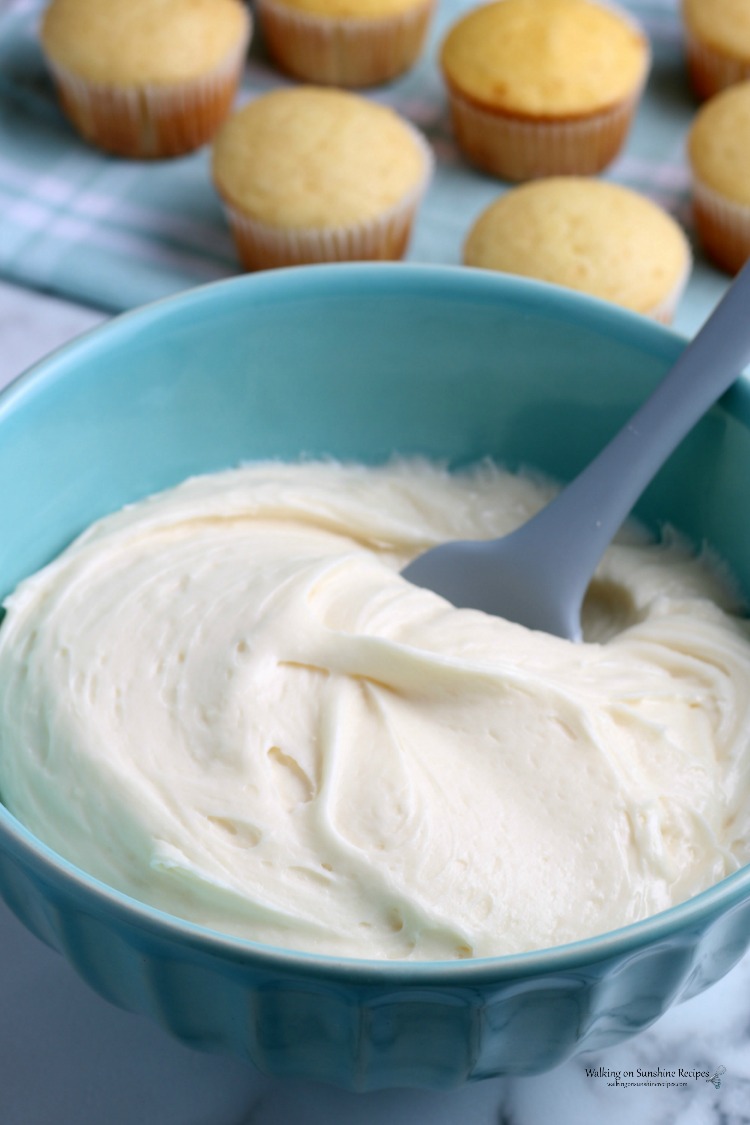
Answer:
1, 278, 750, 1125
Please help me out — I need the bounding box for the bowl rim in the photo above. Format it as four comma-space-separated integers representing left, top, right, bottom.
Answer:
4, 799, 750, 985
2, 260, 750, 984
0, 260, 690, 420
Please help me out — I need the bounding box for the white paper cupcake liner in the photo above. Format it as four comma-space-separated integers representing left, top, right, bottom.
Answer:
446, 86, 644, 181
684, 25, 750, 100
219, 124, 434, 270
692, 177, 750, 275
46, 28, 250, 159
255, 0, 435, 87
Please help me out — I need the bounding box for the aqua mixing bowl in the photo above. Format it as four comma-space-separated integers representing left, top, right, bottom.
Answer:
1, 264, 749, 1090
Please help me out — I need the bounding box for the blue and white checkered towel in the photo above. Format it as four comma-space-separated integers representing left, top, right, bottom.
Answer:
0, 0, 730, 333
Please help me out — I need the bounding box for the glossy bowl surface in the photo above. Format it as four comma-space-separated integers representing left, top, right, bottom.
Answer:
1, 264, 750, 1089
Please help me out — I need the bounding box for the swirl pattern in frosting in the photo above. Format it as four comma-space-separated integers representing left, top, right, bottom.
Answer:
0, 459, 749, 960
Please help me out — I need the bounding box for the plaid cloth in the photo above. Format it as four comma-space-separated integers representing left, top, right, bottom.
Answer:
0, 0, 730, 333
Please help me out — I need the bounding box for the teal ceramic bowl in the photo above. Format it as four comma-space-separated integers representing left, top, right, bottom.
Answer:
1, 264, 750, 1090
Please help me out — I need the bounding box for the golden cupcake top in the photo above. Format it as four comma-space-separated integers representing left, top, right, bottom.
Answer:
40, 0, 250, 85
688, 81, 750, 206
212, 87, 431, 228
262, 0, 429, 17
682, 0, 750, 60
464, 178, 690, 314
440, 0, 649, 117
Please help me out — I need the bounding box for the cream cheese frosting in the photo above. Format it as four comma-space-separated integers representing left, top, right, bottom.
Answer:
1, 459, 749, 960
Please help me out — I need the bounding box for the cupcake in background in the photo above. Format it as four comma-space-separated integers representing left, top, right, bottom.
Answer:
255, 0, 435, 88
688, 81, 750, 274
211, 87, 433, 270
463, 178, 692, 323
682, 0, 750, 100
40, 0, 251, 159
440, 0, 650, 182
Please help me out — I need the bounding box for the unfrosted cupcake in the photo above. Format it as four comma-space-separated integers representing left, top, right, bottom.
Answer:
211, 87, 433, 270
40, 0, 251, 159
255, 0, 435, 87
682, 0, 750, 100
464, 178, 691, 322
440, 0, 650, 181
688, 81, 750, 274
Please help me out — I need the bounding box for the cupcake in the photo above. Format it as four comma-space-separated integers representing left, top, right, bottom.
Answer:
682, 0, 750, 100
463, 178, 692, 323
440, 0, 650, 182
211, 87, 433, 270
40, 0, 251, 159
255, 0, 435, 88
688, 81, 750, 274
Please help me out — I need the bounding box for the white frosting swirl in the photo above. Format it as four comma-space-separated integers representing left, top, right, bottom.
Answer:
1, 459, 749, 960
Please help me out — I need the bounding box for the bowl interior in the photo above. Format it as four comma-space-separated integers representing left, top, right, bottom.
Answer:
2, 265, 750, 603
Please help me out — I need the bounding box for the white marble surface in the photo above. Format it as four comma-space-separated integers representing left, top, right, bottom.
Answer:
0, 279, 103, 380
1, 278, 750, 1124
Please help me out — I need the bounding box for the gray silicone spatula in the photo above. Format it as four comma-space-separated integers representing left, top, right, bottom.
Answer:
402, 259, 750, 641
